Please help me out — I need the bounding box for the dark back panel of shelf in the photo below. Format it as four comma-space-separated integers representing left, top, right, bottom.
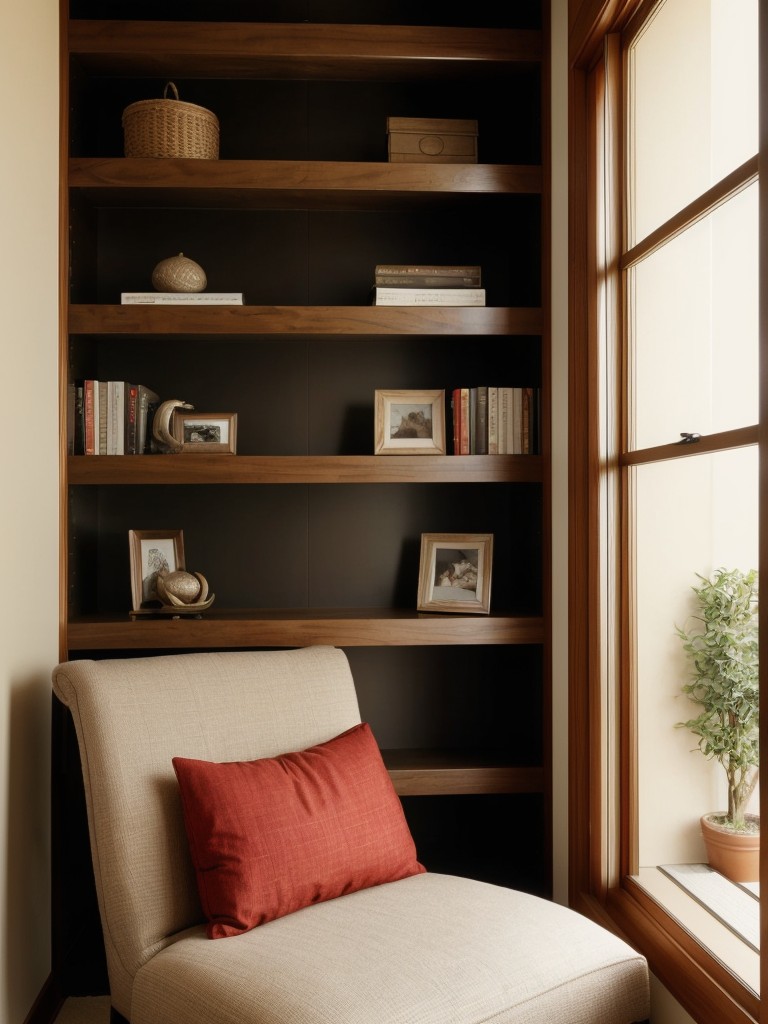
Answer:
401, 792, 549, 896
69, 482, 542, 613
87, 336, 542, 457
348, 645, 543, 761
71, 76, 542, 165
73, 203, 541, 306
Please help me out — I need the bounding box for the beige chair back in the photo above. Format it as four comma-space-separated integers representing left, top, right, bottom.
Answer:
52, 646, 361, 1017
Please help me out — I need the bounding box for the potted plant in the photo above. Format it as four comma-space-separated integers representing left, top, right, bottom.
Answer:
675, 567, 759, 883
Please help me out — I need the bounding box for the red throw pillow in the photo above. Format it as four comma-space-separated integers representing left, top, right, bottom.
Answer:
173, 722, 425, 938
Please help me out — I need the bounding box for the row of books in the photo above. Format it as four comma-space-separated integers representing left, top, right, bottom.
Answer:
371, 263, 486, 306
451, 386, 540, 455
70, 380, 160, 455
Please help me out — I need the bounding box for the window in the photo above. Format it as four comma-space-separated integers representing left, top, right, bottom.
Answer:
569, 0, 763, 1019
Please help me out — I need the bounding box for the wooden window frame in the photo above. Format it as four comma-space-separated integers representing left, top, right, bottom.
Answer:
568, 1, 767, 1021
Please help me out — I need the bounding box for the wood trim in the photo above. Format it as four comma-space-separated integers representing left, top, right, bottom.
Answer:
69, 158, 543, 207
540, 0, 554, 895
69, 304, 544, 337
67, 453, 544, 486
568, 0, 646, 69
759, 0, 768, 996
569, 0, 764, 1019
568, 56, 596, 902
606, 884, 760, 1024
621, 156, 759, 270
69, 20, 542, 76
66, 610, 545, 651
620, 425, 758, 466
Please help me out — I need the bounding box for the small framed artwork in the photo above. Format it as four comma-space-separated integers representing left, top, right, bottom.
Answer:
374, 389, 446, 455
416, 533, 493, 614
129, 529, 185, 611
171, 411, 237, 454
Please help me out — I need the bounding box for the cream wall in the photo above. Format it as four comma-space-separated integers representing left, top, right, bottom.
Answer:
0, 0, 60, 1020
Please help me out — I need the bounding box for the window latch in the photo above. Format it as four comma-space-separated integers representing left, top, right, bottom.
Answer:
678, 432, 701, 444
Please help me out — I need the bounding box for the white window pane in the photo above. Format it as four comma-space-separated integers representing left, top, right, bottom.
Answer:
629, 0, 758, 245
633, 449, 758, 868
629, 182, 757, 450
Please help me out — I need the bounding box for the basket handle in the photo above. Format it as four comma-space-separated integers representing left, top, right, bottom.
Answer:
163, 82, 180, 101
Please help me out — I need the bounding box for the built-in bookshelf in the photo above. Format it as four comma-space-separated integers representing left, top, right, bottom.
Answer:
57, 0, 549, 996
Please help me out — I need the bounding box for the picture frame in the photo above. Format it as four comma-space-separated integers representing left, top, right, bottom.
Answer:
171, 411, 237, 454
374, 389, 446, 455
416, 533, 493, 614
129, 529, 185, 611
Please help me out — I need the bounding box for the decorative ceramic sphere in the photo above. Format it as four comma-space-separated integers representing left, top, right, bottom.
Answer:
151, 253, 207, 293
160, 570, 202, 604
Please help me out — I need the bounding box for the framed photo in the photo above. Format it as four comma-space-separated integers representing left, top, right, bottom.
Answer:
416, 533, 493, 614
129, 529, 185, 611
171, 411, 237, 454
374, 389, 445, 455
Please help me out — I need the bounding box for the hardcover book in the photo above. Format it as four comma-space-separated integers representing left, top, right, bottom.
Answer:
371, 287, 485, 307
474, 386, 489, 455
487, 386, 499, 454
459, 388, 470, 454
375, 264, 481, 277
451, 387, 462, 455
374, 264, 481, 288
374, 274, 481, 288
137, 385, 160, 454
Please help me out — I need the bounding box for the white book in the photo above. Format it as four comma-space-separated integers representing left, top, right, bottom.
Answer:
510, 387, 523, 454
106, 381, 116, 455
372, 287, 486, 307
114, 381, 125, 455
121, 293, 244, 305
91, 380, 100, 455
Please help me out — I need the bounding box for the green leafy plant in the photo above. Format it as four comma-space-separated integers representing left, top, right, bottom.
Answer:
675, 567, 759, 832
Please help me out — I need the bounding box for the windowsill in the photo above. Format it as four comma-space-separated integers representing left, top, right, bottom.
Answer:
633, 865, 759, 997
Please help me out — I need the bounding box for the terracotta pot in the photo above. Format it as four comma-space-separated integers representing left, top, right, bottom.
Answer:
700, 813, 760, 883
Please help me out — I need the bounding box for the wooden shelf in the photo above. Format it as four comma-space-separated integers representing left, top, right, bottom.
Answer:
68, 158, 542, 210
69, 304, 543, 336
67, 454, 543, 485
66, 609, 546, 650
69, 21, 542, 79
384, 750, 544, 796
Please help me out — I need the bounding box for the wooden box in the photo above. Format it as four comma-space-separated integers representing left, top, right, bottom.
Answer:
387, 117, 478, 163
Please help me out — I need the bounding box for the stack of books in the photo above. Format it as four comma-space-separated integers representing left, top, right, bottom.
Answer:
72, 380, 160, 455
451, 386, 540, 455
371, 264, 485, 306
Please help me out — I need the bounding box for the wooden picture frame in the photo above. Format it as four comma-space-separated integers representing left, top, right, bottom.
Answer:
128, 529, 185, 611
171, 411, 237, 453
416, 533, 493, 614
374, 389, 446, 455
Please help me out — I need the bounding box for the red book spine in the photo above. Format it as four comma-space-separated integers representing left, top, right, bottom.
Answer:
126, 384, 138, 454
459, 388, 470, 455
84, 380, 95, 455
452, 387, 461, 455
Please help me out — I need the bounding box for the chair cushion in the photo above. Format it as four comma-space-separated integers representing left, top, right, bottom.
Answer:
173, 722, 425, 938
131, 872, 651, 1024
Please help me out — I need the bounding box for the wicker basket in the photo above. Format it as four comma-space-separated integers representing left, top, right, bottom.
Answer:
122, 82, 219, 160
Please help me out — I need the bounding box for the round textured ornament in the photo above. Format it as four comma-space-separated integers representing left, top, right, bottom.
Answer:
159, 571, 202, 604
152, 253, 207, 293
